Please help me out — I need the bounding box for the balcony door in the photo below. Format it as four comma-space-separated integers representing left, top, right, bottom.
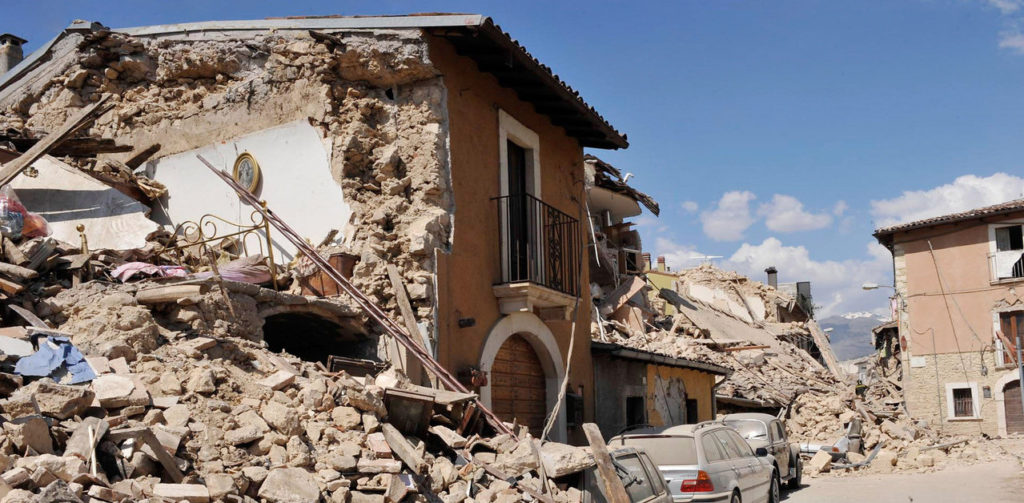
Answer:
507, 140, 531, 281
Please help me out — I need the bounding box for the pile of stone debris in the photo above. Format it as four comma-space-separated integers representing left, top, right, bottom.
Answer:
0, 277, 601, 503
594, 263, 1017, 478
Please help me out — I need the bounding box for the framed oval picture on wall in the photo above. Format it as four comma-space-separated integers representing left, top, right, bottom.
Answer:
232, 152, 261, 193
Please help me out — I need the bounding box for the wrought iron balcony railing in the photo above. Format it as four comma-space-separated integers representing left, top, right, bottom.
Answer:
493, 193, 581, 297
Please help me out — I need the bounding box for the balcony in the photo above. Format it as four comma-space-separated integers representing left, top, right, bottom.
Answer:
492, 194, 581, 318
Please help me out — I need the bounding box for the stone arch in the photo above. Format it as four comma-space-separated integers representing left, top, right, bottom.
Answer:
995, 371, 1022, 437
479, 312, 566, 442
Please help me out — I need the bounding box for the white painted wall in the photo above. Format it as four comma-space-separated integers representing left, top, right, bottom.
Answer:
146, 120, 348, 261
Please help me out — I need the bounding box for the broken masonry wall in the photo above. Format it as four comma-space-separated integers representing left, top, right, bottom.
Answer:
426, 35, 596, 445
645, 364, 716, 426
0, 28, 456, 363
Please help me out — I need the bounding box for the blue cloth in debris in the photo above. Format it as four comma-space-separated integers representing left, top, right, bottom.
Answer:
14, 336, 96, 384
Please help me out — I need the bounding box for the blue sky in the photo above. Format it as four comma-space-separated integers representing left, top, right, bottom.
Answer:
10, 1, 1024, 316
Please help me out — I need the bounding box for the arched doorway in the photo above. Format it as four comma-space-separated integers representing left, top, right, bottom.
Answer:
491, 334, 547, 435
479, 312, 566, 442
261, 310, 377, 364
1005, 379, 1024, 435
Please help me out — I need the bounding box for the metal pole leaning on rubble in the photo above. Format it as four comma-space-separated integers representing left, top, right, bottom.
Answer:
195, 155, 514, 436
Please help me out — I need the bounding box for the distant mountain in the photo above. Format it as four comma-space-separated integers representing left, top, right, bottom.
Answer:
818, 314, 888, 360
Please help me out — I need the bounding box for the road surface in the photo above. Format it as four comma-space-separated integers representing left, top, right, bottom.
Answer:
782, 461, 1024, 503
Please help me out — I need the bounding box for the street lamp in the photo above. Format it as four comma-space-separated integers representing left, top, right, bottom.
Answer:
861, 282, 894, 291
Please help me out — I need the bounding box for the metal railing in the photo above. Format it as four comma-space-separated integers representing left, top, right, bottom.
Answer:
152, 207, 278, 288
493, 193, 581, 297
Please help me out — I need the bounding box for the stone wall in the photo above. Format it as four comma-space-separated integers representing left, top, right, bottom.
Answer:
903, 350, 1017, 436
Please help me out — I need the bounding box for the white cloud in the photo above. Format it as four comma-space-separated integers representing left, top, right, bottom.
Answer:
757, 194, 833, 233
723, 237, 892, 317
833, 200, 848, 217
870, 173, 1024, 228
988, 0, 1023, 14
999, 31, 1024, 53
681, 201, 699, 213
700, 191, 756, 241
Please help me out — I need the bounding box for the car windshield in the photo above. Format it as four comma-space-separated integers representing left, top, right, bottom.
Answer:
616, 436, 697, 466
724, 420, 768, 440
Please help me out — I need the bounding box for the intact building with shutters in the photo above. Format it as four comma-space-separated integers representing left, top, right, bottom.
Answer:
874, 199, 1024, 436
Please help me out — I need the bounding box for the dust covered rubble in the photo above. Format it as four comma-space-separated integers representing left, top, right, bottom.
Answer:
0, 279, 598, 503
594, 264, 1015, 477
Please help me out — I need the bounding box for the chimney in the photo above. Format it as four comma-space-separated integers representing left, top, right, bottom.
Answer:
642, 252, 652, 271
765, 266, 778, 288
0, 34, 27, 76
657, 256, 666, 272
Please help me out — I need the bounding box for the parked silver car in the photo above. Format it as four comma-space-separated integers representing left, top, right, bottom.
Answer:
559, 446, 673, 502
610, 423, 777, 503
722, 413, 802, 490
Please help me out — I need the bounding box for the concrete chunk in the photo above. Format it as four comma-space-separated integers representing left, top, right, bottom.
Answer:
92, 375, 135, 408
258, 467, 320, 503
809, 450, 832, 473
153, 483, 210, 503
258, 370, 295, 391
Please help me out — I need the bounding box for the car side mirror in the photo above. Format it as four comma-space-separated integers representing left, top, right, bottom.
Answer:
755, 447, 769, 457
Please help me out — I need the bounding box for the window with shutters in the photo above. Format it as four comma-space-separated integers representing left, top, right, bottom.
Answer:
992, 224, 1024, 280
998, 312, 1023, 367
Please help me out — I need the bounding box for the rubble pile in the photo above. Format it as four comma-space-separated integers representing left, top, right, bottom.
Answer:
0, 275, 600, 502
594, 263, 1016, 476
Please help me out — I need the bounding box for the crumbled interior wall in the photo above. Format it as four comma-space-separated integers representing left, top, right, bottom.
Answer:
1, 27, 456, 350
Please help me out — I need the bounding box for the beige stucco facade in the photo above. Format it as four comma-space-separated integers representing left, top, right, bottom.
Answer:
884, 212, 1024, 436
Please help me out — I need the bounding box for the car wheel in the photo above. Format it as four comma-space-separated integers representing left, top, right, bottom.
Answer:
787, 458, 802, 490
769, 472, 781, 503
730, 489, 741, 503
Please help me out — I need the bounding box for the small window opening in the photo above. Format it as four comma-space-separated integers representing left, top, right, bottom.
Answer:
952, 388, 974, 418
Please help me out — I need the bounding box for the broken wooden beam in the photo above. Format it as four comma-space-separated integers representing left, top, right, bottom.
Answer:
136, 284, 210, 305
0, 262, 37, 281
582, 423, 630, 503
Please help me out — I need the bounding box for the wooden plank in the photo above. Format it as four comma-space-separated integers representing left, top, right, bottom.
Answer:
721, 345, 770, 353
0, 97, 112, 187
0, 277, 23, 295
135, 284, 209, 305
0, 262, 38, 281
26, 239, 56, 271
1, 237, 27, 265
806, 320, 845, 381
381, 423, 426, 475
582, 423, 630, 503
386, 264, 425, 383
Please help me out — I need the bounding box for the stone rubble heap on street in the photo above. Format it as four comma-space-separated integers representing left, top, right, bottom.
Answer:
0, 277, 598, 503
593, 263, 1018, 477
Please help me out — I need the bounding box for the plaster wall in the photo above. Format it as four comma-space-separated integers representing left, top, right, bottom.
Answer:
646, 364, 716, 425
146, 120, 347, 261
427, 35, 595, 444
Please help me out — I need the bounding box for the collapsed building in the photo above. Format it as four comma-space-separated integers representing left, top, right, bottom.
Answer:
579, 157, 1015, 474
0, 13, 664, 502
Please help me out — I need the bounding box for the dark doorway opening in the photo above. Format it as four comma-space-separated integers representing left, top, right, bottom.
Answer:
262, 312, 377, 364
625, 396, 646, 429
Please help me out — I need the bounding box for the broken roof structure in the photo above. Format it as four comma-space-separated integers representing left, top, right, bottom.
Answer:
0, 15, 627, 149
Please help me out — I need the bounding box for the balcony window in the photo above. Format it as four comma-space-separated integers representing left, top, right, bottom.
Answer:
494, 193, 581, 297
994, 225, 1024, 280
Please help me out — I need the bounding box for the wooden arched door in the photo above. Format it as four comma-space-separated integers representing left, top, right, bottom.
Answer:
490, 334, 547, 435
